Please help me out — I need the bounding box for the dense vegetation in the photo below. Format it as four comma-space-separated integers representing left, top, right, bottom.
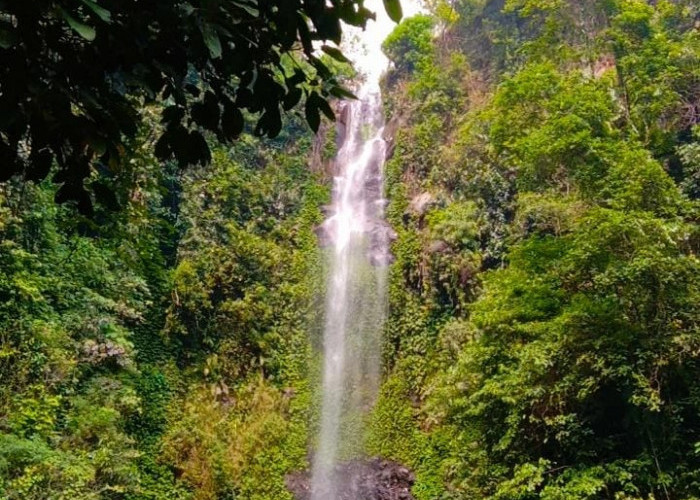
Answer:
0, 0, 387, 212
1, 0, 699, 499
371, 0, 700, 498
0, 108, 335, 498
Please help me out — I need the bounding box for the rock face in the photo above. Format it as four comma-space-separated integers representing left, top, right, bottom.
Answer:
287, 458, 415, 500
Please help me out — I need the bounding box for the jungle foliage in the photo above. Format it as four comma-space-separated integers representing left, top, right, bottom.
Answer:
1, 0, 699, 499
0, 0, 400, 213
370, 0, 700, 499
0, 105, 330, 498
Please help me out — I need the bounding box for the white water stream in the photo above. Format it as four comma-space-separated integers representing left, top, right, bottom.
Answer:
310, 1, 420, 498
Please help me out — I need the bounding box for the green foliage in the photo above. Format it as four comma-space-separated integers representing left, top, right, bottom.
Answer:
677, 126, 700, 199
0, 0, 378, 213
0, 95, 326, 498
607, 0, 700, 153
160, 379, 310, 500
383, 15, 436, 73
2, 0, 700, 499
379, 1, 700, 498
435, 207, 699, 497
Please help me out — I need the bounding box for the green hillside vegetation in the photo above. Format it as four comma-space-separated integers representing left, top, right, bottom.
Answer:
371, 1, 700, 498
1, 1, 699, 499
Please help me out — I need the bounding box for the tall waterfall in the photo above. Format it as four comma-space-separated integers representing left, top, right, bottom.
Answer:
310, 1, 418, 498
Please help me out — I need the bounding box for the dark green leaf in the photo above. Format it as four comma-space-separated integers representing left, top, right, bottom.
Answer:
92, 181, 119, 210
162, 105, 185, 126
234, 0, 259, 17
221, 105, 244, 140
191, 91, 221, 132
200, 24, 222, 59
255, 107, 282, 138
80, 0, 111, 23
321, 45, 351, 63
287, 69, 307, 87
329, 85, 358, 100
188, 130, 211, 165
383, 0, 403, 23
317, 96, 335, 121
60, 8, 96, 41
283, 87, 302, 110
305, 92, 321, 133
0, 27, 17, 49
297, 13, 313, 54
26, 149, 53, 182
154, 131, 173, 159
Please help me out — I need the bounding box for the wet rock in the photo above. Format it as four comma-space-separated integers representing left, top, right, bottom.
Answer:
382, 115, 405, 160
368, 249, 395, 267
368, 220, 397, 266
314, 222, 334, 248
369, 220, 398, 243
287, 458, 416, 500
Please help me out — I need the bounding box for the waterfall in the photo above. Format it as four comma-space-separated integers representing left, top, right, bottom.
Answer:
310, 1, 418, 498
311, 88, 393, 499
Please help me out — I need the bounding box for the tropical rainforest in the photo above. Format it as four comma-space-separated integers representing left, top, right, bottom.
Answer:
1, 0, 699, 499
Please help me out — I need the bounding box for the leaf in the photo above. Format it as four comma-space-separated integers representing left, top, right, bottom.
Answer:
383, 0, 403, 23
161, 105, 185, 126
60, 8, 96, 41
80, 0, 111, 23
297, 13, 313, 54
305, 93, 321, 133
329, 85, 358, 100
321, 45, 351, 63
0, 27, 17, 49
26, 149, 53, 182
187, 130, 211, 165
317, 96, 335, 121
56, 182, 93, 216
200, 23, 222, 59
254, 108, 282, 138
221, 104, 244, 140
191, 91, 221, 132
286, 69, 307, 87
92, 181, 119, 210
310, 55, 332, 79
234, 0, 259, 17
316, 14, 342, 44
154, 130, 173, 160
282, 87, 302, 110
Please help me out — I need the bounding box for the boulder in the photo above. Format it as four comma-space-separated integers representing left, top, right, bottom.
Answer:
287, 458, 416, 500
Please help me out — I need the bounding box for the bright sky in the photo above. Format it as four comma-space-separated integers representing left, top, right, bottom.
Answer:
342, 0, 424, 85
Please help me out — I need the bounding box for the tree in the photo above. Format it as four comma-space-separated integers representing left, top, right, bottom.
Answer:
382, 14, 435, 73
0, 0, 403, 214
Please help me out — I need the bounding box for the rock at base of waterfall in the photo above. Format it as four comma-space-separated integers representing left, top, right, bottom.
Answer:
287, 458, 415, 500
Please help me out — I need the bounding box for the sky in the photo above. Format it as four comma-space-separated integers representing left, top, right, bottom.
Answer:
342, 0, 425, 85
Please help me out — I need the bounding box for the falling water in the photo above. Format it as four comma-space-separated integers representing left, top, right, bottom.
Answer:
310, 1, 419, 498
